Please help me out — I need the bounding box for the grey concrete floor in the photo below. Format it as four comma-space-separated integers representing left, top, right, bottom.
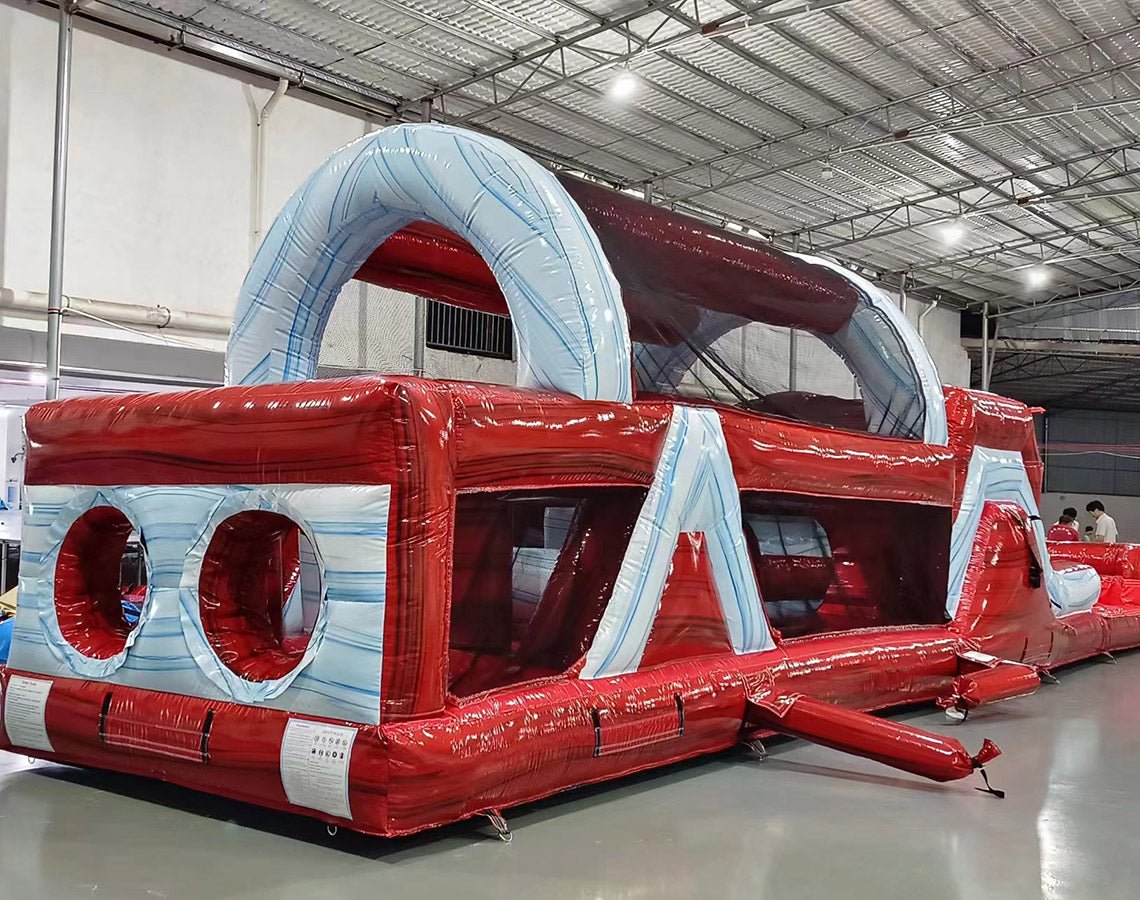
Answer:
1, 654, 1138, 899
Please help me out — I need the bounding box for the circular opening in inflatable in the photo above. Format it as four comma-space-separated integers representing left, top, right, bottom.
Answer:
198, 511, 322, 682
54, 506, 148, 659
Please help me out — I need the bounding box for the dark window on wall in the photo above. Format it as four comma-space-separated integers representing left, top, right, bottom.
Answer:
448, 487, 644, 698
427, 300, 513, 360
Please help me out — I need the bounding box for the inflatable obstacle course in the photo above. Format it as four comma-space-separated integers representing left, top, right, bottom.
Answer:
3, 124, 1139, 837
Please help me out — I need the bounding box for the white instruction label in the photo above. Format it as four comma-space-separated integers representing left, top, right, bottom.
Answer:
280, 719, 356, 820
3, 675, 54, 752
960, 650, 1001, 666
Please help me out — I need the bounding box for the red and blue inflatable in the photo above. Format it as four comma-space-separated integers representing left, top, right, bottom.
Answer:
2, 124, 1136, 838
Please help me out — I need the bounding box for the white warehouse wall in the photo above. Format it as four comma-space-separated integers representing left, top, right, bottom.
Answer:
0, 4, 362, 316
0, 2, 968, 398
906, 300, 971, 390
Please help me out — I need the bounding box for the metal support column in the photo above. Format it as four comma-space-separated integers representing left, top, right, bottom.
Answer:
981, 301, 990, 392
46, 3, 76, 401
988, 319, 999, 392
788, 234, 800, 392
898, 272, 907, 317
412, 98, 432, 378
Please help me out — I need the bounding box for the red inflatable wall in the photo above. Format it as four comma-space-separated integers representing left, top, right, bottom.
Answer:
6, 378, 1140, 837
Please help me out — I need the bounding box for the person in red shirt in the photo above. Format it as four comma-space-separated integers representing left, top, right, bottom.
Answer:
1047, 511, 1080, 542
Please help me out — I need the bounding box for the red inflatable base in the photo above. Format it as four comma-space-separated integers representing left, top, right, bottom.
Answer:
6, 603, 1138, 836
5, 378, 1140, 836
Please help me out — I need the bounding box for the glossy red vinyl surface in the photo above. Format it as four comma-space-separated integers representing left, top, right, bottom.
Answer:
1046, 524, 1080, 542
941, 664, 1041, 711
379, 380, 455, 722
1048, 542, 1140, 578
3, 629, 978, 837
10, 118, 1140, 841
26, 377, 958, 504
639, 535, 734, 668
7, 605, 1140, 836
378, 657, 743, 834
518, 491, 646, 675
14, 370, 1140, 837
53, 506, 138, 659
356, 222, 508, 316
1048, 610, 1110, 668
24, 377, 418, 486
446, 383, 669, 491
950, 501, 1057, 664
724, 411, 955, 505
771, 627, 961, 708
197, 511, 307, 682
1098, 604, 1140, 651
943, 387, 1044, 504
943, 388, 1039, 456
448, 385, 957, 504
0, 670, 391, 835
744, 689, 995, 782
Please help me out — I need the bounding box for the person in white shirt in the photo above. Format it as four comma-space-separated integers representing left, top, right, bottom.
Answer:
1086, 500, 1118, 543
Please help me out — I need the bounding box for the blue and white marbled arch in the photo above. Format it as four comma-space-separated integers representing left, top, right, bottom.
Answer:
581, 406, 776, 679
226, 123, 632, 403
947, 446, 1099, 618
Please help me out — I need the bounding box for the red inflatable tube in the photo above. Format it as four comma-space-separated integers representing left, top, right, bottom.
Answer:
939, 664, 1041, 711
355, 176, 863, 340
744, 692, 1000, 784
1047, 541, 1140, 579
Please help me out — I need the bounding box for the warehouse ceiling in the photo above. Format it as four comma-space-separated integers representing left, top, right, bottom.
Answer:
60, 0, 1140, 311
43, 0, 1140, 411
967, 340, 1140, 411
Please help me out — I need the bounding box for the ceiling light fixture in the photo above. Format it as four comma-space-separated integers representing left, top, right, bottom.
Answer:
821, 160, 835, 180
1024, 265, 1051, 289
609, 69, 638, 101
938, 219, 968, 247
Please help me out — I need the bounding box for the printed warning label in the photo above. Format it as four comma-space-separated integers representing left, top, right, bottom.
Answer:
280, 719, 355, 820
3, 675, 54, 752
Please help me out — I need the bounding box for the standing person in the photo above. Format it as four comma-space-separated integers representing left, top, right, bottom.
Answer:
1083, 525, 1095, 542
1047, 514, 1080, 542
1086, 500, 1119, 543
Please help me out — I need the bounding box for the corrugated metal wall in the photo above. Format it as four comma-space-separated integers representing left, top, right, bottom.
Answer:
1043, 409, 1140, 497
1003, 291, 1140, 344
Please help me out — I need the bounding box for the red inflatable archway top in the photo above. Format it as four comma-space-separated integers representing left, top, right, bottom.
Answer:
356, 174, 862, 345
